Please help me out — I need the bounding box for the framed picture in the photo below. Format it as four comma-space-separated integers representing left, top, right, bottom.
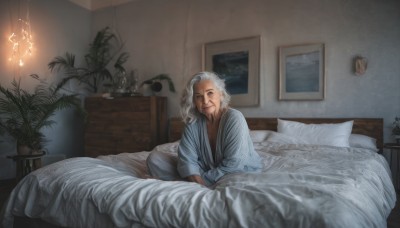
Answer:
279, 43, 325, 100
203, 36, 260, 106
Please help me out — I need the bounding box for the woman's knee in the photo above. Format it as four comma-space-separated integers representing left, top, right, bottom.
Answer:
146, 151, 179, 180
147, 151, 165, 166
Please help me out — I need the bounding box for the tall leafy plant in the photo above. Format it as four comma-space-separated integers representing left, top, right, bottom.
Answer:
0, 78, 84, 154
48, 27, 129, 93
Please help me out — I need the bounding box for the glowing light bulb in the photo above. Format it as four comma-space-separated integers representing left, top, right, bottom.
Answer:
8, 17, 33, 68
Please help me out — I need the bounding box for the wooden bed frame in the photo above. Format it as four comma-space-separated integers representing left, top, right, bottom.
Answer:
169, 117, 384, 152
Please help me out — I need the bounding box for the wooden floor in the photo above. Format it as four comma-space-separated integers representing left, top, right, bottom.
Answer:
0, 179, 16, 211
1, 179, 399, 227
388, 192, 400, 228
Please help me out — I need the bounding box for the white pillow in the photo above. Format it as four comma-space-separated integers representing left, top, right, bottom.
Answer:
277, 119, 354, 147
266, 132, 308, 144
249, 130, 274, 143
349, 134, 378, 151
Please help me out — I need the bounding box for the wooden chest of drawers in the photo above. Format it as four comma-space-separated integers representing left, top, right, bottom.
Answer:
84, 96, 167, 157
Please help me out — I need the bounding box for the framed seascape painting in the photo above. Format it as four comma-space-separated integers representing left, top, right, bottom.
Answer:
279, 43, 325, 100
203, 36, 260, 107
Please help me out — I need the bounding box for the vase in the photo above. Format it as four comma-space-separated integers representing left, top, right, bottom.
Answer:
141, 83, 154, 96
17, 145, 31, 155
17, 145, 43, 155
114, 71, 128, 93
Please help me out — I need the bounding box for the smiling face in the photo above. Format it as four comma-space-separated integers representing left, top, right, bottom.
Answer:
193, 80, 223, 120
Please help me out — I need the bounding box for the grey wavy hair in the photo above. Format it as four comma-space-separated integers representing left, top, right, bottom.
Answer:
180, 71, 231, 124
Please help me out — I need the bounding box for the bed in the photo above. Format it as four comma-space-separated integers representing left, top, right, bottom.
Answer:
0, 117, 396, 228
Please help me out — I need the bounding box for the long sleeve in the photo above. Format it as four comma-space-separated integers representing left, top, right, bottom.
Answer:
177, 125, 203, 177
202, 109, 262, 184
177, 109, 262, 186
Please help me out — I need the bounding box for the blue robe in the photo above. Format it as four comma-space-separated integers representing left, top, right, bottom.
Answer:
177, 108, 262, 185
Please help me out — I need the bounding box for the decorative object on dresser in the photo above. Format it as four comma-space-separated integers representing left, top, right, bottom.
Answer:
392, 116, 400, 144
139, 73, 176, 96
84, 96, 167, 157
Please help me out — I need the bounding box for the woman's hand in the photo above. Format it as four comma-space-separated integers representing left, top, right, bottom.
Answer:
187, 175, 206, 186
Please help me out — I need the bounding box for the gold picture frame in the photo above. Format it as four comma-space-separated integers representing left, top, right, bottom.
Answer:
203, 36, 260, 107
279, 43, 325, 100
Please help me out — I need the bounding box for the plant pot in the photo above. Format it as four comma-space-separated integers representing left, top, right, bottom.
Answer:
17, 145, 43, 155
151, 82, 162, 92
141, 83, 154, 96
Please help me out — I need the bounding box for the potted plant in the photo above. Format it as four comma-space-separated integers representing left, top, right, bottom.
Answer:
140, 74, 176, 95
0, 78, 84, 155
392, 116, 400, 144
48, 27, 129, 94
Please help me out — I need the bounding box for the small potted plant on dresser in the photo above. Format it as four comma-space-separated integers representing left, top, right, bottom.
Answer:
48, 26, 129, 94
392, 116, 400, 144
139, 74, 176, 96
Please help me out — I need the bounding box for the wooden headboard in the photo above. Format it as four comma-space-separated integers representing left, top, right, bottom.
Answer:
168, 117, 383, 151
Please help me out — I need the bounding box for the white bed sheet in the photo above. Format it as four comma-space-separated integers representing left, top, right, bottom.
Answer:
1, 142, 396, 228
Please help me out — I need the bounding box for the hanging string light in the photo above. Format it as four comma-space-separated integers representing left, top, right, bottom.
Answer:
8, 0, 33, 67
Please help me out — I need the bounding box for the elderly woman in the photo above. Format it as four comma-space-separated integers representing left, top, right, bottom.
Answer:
146, 71, 262, 186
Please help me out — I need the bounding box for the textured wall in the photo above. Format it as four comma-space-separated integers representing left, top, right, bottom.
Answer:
93, 0, 400, 139
93, 0, 400, 180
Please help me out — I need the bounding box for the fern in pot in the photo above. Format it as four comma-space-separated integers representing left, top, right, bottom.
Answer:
0, 78, 84, 155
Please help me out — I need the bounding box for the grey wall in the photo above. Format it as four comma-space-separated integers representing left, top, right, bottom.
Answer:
0, 0, 399, 179
92, 0, 400, 178
93, 0, 400, 136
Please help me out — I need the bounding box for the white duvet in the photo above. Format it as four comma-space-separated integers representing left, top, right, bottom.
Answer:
1, 142, 396, 228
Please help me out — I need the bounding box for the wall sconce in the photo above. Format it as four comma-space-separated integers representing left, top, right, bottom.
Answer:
353, 56, 367, 76
8, 0, 33, 68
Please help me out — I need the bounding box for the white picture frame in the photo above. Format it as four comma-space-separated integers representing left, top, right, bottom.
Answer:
203, 36, 260, 107
279, 43, 325, 100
